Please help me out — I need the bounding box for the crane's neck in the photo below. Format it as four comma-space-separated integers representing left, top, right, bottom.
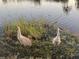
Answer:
57, 28, 60, 36
17, 27, 21, 37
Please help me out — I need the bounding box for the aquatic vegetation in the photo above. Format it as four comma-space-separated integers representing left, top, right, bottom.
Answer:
1, 18, 79, 59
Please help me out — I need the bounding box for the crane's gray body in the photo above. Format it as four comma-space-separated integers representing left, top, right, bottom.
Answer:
17, 26, 32, 46
52, 28, 61, 45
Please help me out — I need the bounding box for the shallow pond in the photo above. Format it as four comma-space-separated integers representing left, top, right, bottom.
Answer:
0, 0, 79, 36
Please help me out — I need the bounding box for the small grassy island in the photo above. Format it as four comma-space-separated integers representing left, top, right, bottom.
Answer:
0, 18, 79, 59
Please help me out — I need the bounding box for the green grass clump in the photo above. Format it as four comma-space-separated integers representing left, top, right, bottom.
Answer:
3, 19, 47, 40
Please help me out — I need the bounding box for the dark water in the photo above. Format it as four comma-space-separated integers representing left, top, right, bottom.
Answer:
0, 0, 79, 36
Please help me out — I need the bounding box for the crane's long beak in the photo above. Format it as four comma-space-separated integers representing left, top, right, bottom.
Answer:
58, 27, 63, 31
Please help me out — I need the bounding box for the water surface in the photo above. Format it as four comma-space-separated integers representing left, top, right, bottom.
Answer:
0, 0, 79, 36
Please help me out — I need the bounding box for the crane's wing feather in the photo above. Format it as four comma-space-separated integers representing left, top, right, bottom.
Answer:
18, 35, 32, 46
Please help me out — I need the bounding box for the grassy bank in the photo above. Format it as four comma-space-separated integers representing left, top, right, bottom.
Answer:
0, 18, 79, 59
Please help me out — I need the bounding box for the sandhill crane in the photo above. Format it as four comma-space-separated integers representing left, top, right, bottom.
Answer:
17, 26, 32, 46
52, 28, 61, 46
